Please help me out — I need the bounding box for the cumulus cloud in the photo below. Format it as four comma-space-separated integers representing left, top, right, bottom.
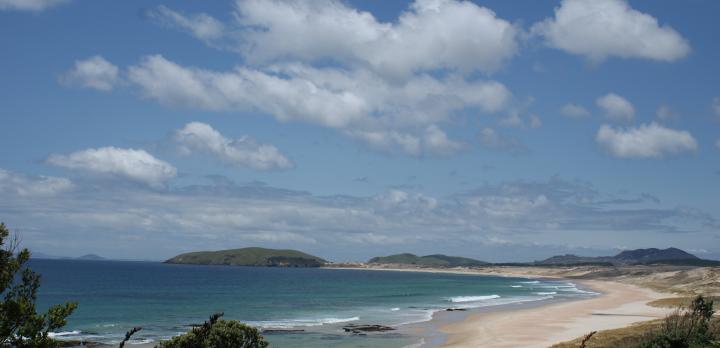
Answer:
596, 93, 635, 122
147, 5, 225, 42
596, 123, 698, 158
346, 126, 464, 157
0, 169, 73, 197
0, 0, 67, 11
560, 103, 591, 118
174, 122, 293, 170
127, 55, 508, 156
47, 147, 177, 187
476, 128, 527, 155
60, 56, 119, 91
532, 0, 690, 62
103, 0, 528, 157
232, 0, 519, 77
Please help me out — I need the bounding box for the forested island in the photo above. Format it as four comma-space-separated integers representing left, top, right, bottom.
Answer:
165, 247, 327, 267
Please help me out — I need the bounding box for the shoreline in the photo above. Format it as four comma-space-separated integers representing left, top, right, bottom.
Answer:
65, 265, 687, 348
436, 279, 672, 348
325, 266, 676, 348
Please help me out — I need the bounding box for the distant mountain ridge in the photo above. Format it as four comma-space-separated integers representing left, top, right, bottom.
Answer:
368, 253, 488, 267
76, 254, 106, 261
536, 247, 716, 266
165, 247, 327, 267
31, 253, 107, 261
614, 248, 698, 263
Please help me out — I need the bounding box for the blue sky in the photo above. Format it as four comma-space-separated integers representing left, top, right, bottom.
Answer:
1, 0, 719, 261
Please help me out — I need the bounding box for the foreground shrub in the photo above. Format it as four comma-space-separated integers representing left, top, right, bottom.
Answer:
639, 295, 719, 348
0, 222, 77, 348
156, 313, 268, 348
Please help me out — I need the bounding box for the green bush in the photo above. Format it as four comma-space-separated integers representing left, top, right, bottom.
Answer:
156, 313, 268, 348
0, 222, 77, 348
639, 295, 719, 348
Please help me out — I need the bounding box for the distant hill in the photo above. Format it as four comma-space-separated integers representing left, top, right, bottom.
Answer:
613, 248, 698, 263
538, 254, 615, 266
368, 253, 488, 267
165, 247, 327, 267
76, 254, 106, 261
536, 248, 716, 266
31, 252, 107, 261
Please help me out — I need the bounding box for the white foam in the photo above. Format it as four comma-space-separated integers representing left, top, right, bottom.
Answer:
251, 316, 360, 329
534, 291, 557, 295
510, 285, 522, 288
129, 339, 154, 345
520, 280, 540, 284
391, 307, 400, 311
394, 309, 436, 326
551, 282, 600, 295
48, 330, 81, 338
452, 295, 555, 310
448, 294, 501, 303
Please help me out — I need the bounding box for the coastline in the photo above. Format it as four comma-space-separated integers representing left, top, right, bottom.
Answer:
435, 279, 672, 348
77, 265, 691, 348
325, 265, 677, 348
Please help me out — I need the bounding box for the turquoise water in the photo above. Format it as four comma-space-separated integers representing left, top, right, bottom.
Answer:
31, 259, 596, 347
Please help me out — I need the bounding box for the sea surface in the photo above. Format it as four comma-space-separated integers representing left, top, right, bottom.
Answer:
31, 259, 597, 347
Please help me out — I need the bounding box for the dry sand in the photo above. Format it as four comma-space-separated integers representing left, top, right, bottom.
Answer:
437, 280, 673, 348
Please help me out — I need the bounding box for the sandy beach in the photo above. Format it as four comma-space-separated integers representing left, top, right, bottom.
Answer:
436, 280, 673, 348
330, 265, 713, 348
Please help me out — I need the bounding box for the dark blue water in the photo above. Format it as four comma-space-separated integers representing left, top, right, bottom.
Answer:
30, 259, 596, 347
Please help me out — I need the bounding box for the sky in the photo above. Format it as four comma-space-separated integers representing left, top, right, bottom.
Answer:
1, 0, 719, 262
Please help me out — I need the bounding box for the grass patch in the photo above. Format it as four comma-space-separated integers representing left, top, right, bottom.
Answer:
648, 296, 720, 309
550, 320, 663, 348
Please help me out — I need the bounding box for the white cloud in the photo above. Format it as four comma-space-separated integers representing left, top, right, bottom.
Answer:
596, 93, 635, 122
716, 139, 720, 150
147, 5, 225, 41
60, 56, 119, 91
3, 174, 717, 260
0, 0, 67, 11
113, 1, 523, 157
0, 169, 73, 197
47, 147, 177, 187
174, 122, 294, 170
532, 0, 690, 62
346, 125, 462, 156
596, 123, 698, 158
232, 0, 519, 77
713, 97, 720, 116
499, 113, 542, 129
128, 55, 508, 156
560, 103, 591, 118
422, 125, 464, 155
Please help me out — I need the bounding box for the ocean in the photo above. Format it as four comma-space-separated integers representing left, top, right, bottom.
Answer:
31, 259, 597, 347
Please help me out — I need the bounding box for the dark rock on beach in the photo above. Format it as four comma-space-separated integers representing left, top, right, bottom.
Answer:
342, 324, 395, 334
